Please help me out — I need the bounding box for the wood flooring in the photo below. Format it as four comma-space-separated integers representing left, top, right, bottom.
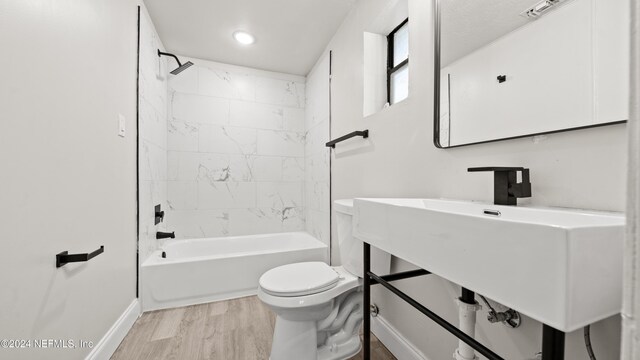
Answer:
111, 296, 396, 360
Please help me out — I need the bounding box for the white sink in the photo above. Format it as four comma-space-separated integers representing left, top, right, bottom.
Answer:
353, 198, 625, 332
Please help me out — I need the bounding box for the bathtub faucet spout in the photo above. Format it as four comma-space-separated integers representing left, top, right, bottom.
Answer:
156, 231, 175, 240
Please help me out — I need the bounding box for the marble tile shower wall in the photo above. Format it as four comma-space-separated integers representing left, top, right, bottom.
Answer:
165, 61, 307, 239
138, 6, 168, 261
304, 55, 331, 249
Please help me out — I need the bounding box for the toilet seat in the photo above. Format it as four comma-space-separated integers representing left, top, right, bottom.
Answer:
258, 266, 361, 310
259, 262, 339, 297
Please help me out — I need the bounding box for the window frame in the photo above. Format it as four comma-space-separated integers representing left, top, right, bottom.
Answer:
387, 18, 409, 105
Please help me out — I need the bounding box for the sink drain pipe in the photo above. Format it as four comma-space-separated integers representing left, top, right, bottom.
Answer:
455, 289, 482, 360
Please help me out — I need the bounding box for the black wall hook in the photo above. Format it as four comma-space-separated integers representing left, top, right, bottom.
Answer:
497, 75, 507, 83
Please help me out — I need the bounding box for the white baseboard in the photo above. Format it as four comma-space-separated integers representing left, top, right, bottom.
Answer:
85, 299, 141, 360
371, 314, 430, 360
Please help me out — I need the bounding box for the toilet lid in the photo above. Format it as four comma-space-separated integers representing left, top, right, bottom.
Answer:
259, 262, 340, 297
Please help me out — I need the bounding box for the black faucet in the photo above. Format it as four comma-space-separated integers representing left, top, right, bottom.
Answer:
156, 231, 175, 240
468, 167, 532, 206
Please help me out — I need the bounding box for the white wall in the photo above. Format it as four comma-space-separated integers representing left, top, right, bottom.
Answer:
165, 58, 308, 240
363, 32, 388, 118
328, 0, 626, 359
621, 2, 640, 357
0, 0, 138, 359
138, 4, 169, 262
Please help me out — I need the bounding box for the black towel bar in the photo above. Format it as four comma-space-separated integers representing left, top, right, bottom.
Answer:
325, 130, 369, 148
56, 246, 104, 268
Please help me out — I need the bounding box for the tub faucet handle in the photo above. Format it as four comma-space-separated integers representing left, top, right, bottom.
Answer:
155, 204, 165, 225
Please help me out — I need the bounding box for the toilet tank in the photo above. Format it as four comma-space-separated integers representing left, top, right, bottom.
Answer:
335, 199, 390, 277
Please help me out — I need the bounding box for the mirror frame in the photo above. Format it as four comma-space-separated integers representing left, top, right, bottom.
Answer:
432, 0, 627, 149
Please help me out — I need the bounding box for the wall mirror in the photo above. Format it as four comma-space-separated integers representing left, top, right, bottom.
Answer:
433, 0, 629, 148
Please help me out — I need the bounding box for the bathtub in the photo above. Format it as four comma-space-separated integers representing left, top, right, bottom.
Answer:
141, 232, 328, 311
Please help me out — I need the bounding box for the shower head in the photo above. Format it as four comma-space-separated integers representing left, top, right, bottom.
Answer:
157, 50, 194, 75
170, 61, 194, 75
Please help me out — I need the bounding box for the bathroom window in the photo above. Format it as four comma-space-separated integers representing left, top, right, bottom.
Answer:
387, 18, 409, 105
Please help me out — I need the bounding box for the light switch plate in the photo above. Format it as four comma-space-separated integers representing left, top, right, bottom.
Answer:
118, 114, 126, 137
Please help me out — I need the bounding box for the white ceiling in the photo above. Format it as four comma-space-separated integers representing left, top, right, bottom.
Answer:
144, 0, 357, 76
441, 0, 535, 66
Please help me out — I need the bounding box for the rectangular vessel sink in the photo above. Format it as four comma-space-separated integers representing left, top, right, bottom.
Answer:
353, 198, 625, 332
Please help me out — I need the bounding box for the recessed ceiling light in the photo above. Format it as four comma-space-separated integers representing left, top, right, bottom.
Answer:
233, 31, 255, 45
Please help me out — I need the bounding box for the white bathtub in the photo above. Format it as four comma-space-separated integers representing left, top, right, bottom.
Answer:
141, 232, 328, 311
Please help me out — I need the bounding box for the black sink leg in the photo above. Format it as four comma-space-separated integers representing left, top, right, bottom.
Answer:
542, 324, 565, 360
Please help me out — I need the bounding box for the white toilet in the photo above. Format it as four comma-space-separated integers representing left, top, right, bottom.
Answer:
257, 199, 390, 360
